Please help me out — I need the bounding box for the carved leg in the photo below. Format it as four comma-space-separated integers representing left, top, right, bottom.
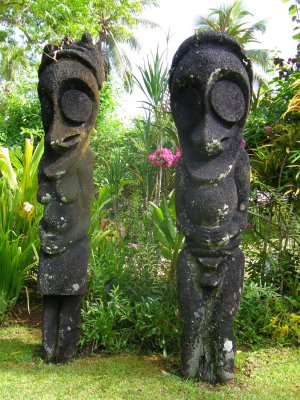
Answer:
177, 247, 244, 383
177, 248, 215, 380
211, 248, 245, 382
42, 295, 82, 363
55, 295, 82, 363
42, 295, 60, 362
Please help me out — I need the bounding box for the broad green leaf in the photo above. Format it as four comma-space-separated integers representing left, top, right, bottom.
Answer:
292, 32, 300, 40
0, 147, 17, 189
168, 190, 176, 219
149, 201, 164, 223
153, 225, 170, 248
160, 195, 176, 242
97, 185, 112, 210
30, 137, 44, 179
289, 4, 297, 14
159, 244, 173, 261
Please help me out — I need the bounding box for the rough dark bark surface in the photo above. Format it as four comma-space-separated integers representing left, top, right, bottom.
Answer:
169, 31, 252, 383
37, 33, 103, 363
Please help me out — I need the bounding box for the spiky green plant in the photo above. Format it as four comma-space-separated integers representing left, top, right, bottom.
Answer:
134, 46, 169, 113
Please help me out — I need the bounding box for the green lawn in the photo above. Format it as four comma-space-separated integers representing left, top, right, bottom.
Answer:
0, 326, 299, 400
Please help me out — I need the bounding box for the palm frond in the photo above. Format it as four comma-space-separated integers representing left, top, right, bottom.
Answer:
95, 0, 159, 89
140, 0, 159, 7
136, 17, 160, 29
105, 30, 133, 90
123, 33, 142, 51
194, 0, 269, 73
241, 20, 267, 43
245, 48, 270, 72
195, 17, 221, 32
194, 1, 267, 44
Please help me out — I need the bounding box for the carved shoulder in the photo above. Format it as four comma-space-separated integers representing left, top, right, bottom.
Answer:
236, 148, 250, 175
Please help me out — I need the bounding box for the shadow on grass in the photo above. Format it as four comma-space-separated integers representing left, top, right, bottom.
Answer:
0, 342, 41, 363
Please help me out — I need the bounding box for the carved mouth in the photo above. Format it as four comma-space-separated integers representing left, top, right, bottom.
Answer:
62, 133, 81, 147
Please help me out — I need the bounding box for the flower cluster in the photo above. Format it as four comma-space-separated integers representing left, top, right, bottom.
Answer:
264, 125, 273, 136
148, 147, 181, 169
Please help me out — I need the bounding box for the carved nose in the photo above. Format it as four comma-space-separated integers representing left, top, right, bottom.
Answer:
191, 115, 228, 157
190, 118, 220, 156
47, 119, 81, 149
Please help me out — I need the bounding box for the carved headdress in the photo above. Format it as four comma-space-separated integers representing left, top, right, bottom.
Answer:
169, 31, 253, 96
38, 32, 104, 89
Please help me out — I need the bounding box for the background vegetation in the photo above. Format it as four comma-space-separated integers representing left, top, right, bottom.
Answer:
0, 0, 299, 368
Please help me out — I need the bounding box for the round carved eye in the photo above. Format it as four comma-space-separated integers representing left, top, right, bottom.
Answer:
173, 86, 202, 129
60, 90, 93, 123
210, 80, 245, 123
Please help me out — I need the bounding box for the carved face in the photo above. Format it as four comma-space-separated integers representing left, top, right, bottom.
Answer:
170, 44, 251, 163
38, 59, 99, 153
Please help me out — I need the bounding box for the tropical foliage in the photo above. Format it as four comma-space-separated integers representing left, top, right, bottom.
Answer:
0, 138, 43, 320
194, 0, 270, 73
0, 0, 159, 87
195, 0, 266, 44
0, 77, 43, 148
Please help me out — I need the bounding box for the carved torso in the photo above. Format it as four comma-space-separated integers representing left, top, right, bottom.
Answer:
37, 148, 93, 295
38, 149, 93, 249
185, 174, 237, 228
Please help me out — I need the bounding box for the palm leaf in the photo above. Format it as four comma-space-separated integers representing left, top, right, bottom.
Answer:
123, 33, 141, 52
194, 0, 268, 74
140, 0, 159, 7
246, 48, 270, 72
135, 17, 160, 29
105, 30, 133, 90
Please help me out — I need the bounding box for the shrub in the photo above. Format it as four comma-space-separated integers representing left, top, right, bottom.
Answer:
235, 281, 299, 347
80, 231, 181, 356
0, 79, 43, 148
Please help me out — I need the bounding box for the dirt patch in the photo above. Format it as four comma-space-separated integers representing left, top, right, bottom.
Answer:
11, 295, 42, 328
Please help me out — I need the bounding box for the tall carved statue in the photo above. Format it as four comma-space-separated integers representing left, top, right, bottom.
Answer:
169, 31, 252, 383
37, 33, 103, 363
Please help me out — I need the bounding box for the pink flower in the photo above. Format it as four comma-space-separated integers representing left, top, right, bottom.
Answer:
172, 147, 182, 166
148, 147, 181, 169
130, 243, 139, 250
242, 139, 246, 149
264, 126, 273, 136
